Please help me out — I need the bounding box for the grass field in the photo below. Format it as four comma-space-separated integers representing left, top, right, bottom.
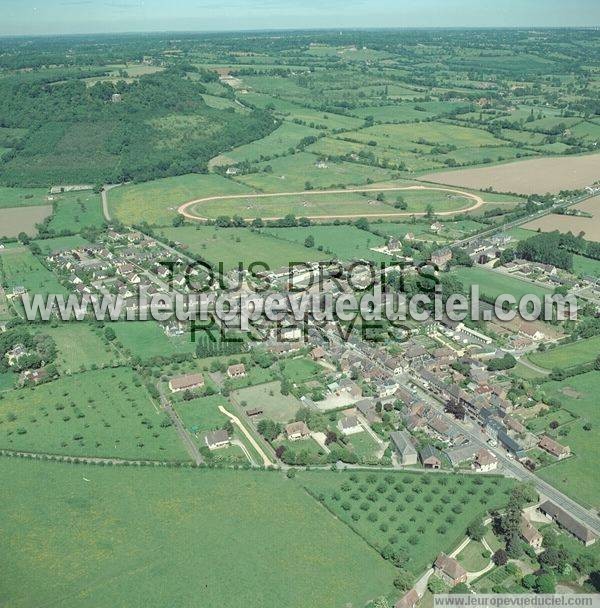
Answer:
32, 235, 89, 255
0, 460, 397, 608
0, 186, 50, 209
214, 121, 320, 165
159, 225, 326, 271
280, 357, 323, 384
536, 371, 600, 510
573, 254, 600, 276
187, 185, 478, 220
298, 470, 514, 575
527, 336, 600, 370
109, 321, 196, 359
233, 151, 394, 192
35, 323, 121, 372
0, 205, 53, 238
262, 225, 389, 262
46, 191, 105, 233
0, 368, 188, 460
452, 266, 552, 302
108, 173, 254, 225
456, 540, 489, 572
0, 246, 66, 298
232, 381, 302, 423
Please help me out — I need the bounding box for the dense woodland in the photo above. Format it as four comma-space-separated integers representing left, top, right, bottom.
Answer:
0, 68, 275, 185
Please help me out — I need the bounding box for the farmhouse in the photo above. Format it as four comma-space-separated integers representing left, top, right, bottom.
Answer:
355, 398, 378, 423
433, 553, 467, 585
20, 368, 48, 385
204, 430, 230, 450
472, 448, 498, 472
538, 435, 570, 460
227, 363, 246, 379
431, 248, 452, 268
395, 589, 420, 608
168, 373, 205, 393
419, 445, 443, 469
5, 344, 28, 366
285, 421, 310, 441
389, 430, 418, 466
539, 501, 598, 546
521, 517, 543, 549
310, 346, 327, 361
338, 416, 363, 435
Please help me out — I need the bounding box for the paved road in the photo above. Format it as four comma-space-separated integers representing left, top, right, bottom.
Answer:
157, 383, 204, 465
218, 405, 273, 467
516, 356, 551, 376
452, 192, 595, 248
101, 184, 122, 222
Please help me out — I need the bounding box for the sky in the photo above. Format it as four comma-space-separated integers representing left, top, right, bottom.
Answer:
1, 0, 600, 37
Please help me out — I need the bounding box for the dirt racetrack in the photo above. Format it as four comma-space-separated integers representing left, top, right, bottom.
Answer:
178, 185, 485, 221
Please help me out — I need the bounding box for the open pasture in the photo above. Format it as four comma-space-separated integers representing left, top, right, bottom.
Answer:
527, 336, 600, 370
159, 225, 326, 271
0, 247, 66, 298
233, 151, 394, 192
451, 266, 552, 301
231, 381, 302, 423
262, 225, 389, 262
108, 172, 254, 225
536, 371, 600, 510
0, 186, 51, 209
109, 321, 196, 360
0, 461, 397, 608
35, 323, 120, 372
212, 121, 320, 165
46, 190, 105, 233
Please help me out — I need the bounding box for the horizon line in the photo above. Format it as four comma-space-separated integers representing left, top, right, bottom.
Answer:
1, 24, 599, 40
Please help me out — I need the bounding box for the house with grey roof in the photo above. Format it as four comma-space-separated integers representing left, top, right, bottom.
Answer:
390, 430, 418, 466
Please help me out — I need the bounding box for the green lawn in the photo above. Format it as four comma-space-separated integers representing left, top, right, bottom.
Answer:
0, 185, 50, 209
452, 266, 552, 302
192, 186, 477, 220
46, 190, 105, 233
232, 381, 302, 423
456, 540, 490, 572
527, 336, 600, 370
109, 321, 196, 359
573, 254, 600, 277
32, 235, 89, 255
216, 121, 320, 165
262, 225, 389, 262
0, 246, 67, 298
536, 371, 600, 510
0, 368, 188, 461
0, 460, 397, 608
35, 323, 121, 372
281, 357, 323, 384
234, 151, 393, 192
298, 470, 514, 576
108, 173, 254, 225
159, 225, 326, 271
